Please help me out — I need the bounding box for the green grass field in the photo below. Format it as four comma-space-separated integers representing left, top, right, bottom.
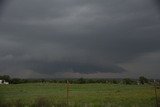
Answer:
0, 83, 159, 107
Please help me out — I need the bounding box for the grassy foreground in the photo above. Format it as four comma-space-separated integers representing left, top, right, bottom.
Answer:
0, 83, 159, 107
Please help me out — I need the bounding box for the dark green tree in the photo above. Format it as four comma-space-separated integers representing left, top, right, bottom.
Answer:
139, 76, 148, 84
0, 75, 11, 82
10, 78, 22, 84
77, 78, 86, 84
123, 78, 133, 85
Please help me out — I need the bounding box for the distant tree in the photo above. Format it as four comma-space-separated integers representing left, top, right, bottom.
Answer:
77, 78, 86, 84
87, 79, 95, 83
139, 76, 148, 84
123, 78, 133, 85
41, 79, 46, 83
112, 80, 118, 84
0, 75, 11, 82
10, 78, 22, 84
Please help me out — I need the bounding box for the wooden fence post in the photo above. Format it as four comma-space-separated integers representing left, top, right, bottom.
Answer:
154, 80, 158, 107
66, 80, 69, 106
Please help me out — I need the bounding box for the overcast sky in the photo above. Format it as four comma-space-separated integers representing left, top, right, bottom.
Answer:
0, 0, 160, 78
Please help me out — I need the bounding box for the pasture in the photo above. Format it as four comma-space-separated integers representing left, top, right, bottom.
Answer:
0, 83, 159, 107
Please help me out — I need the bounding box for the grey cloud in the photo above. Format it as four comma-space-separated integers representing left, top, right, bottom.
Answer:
0, 57, 126, 74
120, 51, 160, 79
154, 0, 160, 10
0, 0, 6, 17
25, 61, 126, 74
0, 0, 160, 78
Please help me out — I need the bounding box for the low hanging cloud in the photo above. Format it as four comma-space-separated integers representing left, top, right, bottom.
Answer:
0, 0, 160, 78
25, 61, 126, 74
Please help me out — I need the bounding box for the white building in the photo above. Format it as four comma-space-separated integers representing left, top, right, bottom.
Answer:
0, 80, 2, 84
0, 80, 9, 85
4, 81, 9, 84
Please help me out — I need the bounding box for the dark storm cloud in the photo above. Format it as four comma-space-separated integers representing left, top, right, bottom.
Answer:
154, 0, 160, 9
25, 60, 125, 74
0, 0, 160, 77
0, 0, 6, 16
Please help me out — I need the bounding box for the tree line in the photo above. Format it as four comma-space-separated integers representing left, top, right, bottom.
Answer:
0, 75, 159, 85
